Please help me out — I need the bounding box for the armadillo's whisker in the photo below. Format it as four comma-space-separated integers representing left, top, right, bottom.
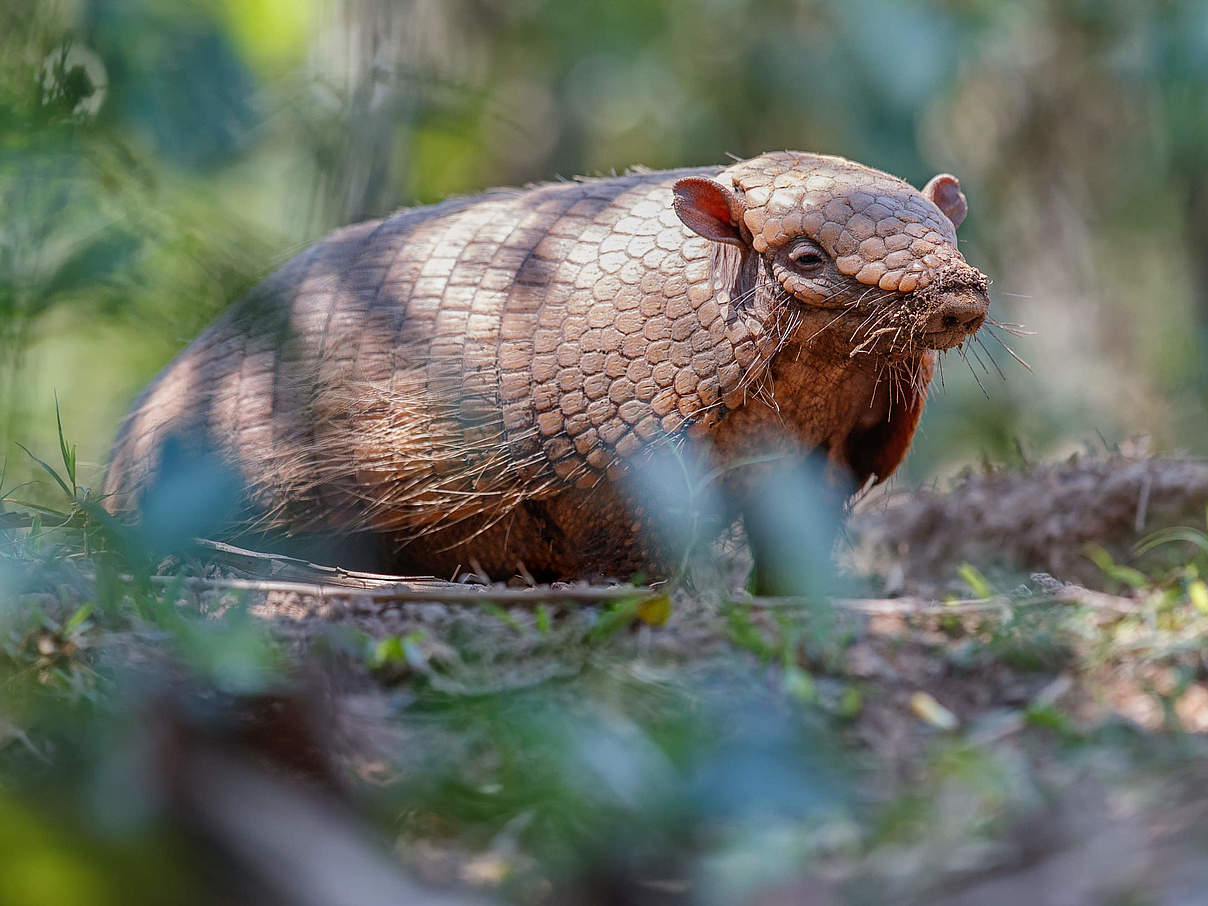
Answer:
958, 347, 991, 398
804, 306, 856, 344
975, 335, 1007, 381
985, 326, 1034, 372
966, 339, 992, 376
850, 305, 894, 343
986, 316, 1034, 337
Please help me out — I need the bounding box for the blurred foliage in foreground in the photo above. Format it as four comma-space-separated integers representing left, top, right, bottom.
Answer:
5, 414, 1208, 903
2, 0, 1208, 492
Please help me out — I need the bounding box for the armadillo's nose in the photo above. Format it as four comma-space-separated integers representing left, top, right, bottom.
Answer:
923, 288, 988, 348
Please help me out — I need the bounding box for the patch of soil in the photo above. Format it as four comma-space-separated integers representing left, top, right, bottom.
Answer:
849, 454, 1208, 594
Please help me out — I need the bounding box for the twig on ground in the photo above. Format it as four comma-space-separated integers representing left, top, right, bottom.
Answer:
151, 574, 654, 605
137, 563, 1143, 618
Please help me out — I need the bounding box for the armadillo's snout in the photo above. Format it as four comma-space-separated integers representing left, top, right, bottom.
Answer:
922, 287, 988, 350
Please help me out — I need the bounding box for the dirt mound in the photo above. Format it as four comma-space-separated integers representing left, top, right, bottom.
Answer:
849, 455, 1208, 594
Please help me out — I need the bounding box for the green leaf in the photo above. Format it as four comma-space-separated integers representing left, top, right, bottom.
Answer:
1189, 580, 1208, 615
369, 635, 406, 671
588, 597, 641, 642
1084, 544, 1148, 590
485, 603, 522, 632
725, 605, 775, 661
63, 603, 94, 636
368, 631, 430, 674
838, 685, 863, 719
782, 665, 816, 703
1025, 704, 1071, 734
957, 563, 994, 599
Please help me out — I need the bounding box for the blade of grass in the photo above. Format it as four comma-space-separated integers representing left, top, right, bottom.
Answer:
54, 391, 77, 491
15, 442, 74, 500
1, 497, 73, 521
1136, 527, 1208, 557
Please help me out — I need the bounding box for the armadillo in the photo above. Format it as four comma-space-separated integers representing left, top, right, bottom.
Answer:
102, 151, 989, 579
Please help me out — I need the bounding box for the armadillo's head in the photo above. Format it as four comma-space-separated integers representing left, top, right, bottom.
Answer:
672, 151, 989, 357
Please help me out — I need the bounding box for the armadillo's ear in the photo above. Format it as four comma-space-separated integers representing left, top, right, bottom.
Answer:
923, 174, 968, 229
673, 176, 747, 247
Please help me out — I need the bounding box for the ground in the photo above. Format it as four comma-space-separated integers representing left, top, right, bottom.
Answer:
4, 452, 1208, 904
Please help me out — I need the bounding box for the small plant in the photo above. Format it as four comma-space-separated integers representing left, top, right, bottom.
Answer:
5, 395, 96, 546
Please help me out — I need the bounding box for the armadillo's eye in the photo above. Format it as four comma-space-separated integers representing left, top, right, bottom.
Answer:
788, 242, 825, 273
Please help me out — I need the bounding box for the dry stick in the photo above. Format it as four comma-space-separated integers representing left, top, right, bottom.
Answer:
151, 574, 656, 605
190, 539, 449, 588
62, 533, 1139, 614
1134, 472, 1153, 533
149, 571, 1140, 616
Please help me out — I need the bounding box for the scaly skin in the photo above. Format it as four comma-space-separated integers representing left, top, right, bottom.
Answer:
103, 151, 989, 579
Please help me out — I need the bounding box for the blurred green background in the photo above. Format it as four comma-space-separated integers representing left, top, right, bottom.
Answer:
4, 0, 1208, 490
